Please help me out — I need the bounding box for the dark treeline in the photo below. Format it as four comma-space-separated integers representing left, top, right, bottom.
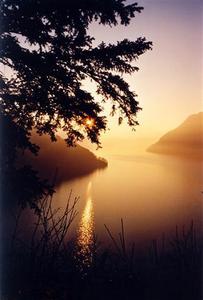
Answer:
18, 133, 107, 183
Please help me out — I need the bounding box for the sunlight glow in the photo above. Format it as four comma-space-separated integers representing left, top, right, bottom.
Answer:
77, 182, 94, 267
84, 117, 95, 129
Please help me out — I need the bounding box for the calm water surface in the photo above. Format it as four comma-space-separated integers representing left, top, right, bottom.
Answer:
53, 153, 203, 248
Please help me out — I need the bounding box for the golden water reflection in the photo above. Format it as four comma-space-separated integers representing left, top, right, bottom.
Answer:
77, 181, 94, 267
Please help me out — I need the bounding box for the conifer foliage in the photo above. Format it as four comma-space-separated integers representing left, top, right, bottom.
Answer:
0, 0, 152, 148
0, 0, 152, 206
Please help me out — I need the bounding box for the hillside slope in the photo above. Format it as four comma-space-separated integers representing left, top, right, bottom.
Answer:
147, 112, 203, 159
18, 133, 107, 183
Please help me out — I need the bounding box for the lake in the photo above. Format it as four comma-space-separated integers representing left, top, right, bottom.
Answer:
52, 152, 203, 250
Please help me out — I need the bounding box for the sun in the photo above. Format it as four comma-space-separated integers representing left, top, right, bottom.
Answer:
84, 117, 94, 128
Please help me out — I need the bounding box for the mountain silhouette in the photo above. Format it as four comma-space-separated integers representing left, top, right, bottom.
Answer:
18, 133, 107, 183
147, 112, 203, 159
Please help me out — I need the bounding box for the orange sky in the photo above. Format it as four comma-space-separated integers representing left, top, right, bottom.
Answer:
4, 1, 202, 155
83, 0, 202, 155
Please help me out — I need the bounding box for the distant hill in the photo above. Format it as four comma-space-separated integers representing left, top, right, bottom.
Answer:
18, 133, 107, 183
147, 112, 203, 159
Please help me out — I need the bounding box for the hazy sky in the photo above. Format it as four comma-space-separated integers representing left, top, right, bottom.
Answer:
5, 0, 202, 154
86, 0, 202, 154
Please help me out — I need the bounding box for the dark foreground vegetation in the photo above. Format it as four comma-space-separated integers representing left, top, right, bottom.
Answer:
1, 194, 202, 300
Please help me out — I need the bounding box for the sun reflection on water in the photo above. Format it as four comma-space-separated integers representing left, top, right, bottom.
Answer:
77, 181, 94, 267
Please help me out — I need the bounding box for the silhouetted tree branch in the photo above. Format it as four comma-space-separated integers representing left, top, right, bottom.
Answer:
0, 0, 152, 147
0, 0, 152, 206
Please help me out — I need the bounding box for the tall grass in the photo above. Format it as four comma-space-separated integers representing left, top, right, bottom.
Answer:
1, 194, 202, 300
